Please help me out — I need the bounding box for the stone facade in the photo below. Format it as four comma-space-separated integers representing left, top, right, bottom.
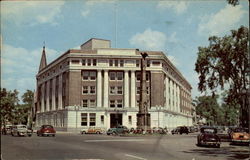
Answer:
34, 38, 193, 132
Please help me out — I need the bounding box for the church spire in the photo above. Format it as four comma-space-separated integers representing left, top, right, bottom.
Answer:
38, 43, 47, 72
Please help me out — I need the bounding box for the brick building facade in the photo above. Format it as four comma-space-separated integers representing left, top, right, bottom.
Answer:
34, 38, 193, 132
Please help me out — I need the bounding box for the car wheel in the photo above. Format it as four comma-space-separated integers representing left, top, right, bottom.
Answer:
18, 132, 20, 137
82, 131, 86, 134
215, 144, 220, 148
112, 132, 116, 135
96, 131, 100, 134
52, 134, 55, 137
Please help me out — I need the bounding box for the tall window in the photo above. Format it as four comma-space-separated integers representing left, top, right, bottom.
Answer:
82, 59, 86, 66
128, 116, 132, 124
89, 71, 96, 80
110, 72, 116, 80
117, 100, 123, 108
136, 60, 140, 67
136, 73, 141, 81
120, 60, 124, 67
83, 86, 88, 94
110, 87, 116, 94
101, 115, 104, 124
90, 86, 96, 94
82, 100, 88, 107
89, 100, 96, 107
87, 59, 91, 66
115, 60, 119, 66
109, 60, 113, 66
147, 60, 150, 67
89, 113, 96, 126
137, 87, 141, 95
117, 86, 123, 94
117, 72, 123, 80
93, 59, 97, 66
110, 100, 115, 108
83, 72, 89, 80
82, 71, 96, 80
81, 113, 87, 126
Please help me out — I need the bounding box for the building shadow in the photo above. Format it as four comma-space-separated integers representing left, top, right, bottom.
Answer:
182, 146, 249, 160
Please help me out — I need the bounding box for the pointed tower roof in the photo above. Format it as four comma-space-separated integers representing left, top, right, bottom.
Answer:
38, 45, 47, 72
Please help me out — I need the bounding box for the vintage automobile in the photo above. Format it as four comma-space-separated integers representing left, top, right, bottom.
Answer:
171, 127, 180, 135
2, 125, 13, 135
11, 125, 32, 137
171, 126, 189, 135
80, 127, 104, 134
107, 125, 129, 135
197, 127, 220, 148
37, 125, 56, 137
230, 127, 250, 145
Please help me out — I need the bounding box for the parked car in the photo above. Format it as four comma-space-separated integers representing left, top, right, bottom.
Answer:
81, 127, 104, 134
152, 127, 167, 134
107, 125, 129, 135
132, 127, 153, 134
171, 127, 180, 135
37, 125, 56, 137
197, 127, 220, 148
171, 126, 189, 135
11, 125, 32, 137
230, 127, 250, 145
2, 125, 13, 135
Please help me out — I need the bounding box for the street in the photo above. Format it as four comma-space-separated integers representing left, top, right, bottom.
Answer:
1, 133, 249, 160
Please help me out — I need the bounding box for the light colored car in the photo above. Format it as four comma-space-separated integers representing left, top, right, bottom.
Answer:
230, 127, 250, 145
11, 125, 32, 137
81, 127, 104, 134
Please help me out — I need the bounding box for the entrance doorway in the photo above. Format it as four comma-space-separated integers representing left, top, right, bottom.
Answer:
110, 113, 122, 128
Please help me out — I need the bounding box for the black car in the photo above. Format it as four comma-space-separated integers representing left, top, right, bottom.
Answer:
171, 126, 188, 135
197, 127, 220, 148
179, 126, 189, 134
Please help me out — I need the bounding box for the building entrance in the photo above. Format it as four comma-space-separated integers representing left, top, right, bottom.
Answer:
110, 113, 122, 128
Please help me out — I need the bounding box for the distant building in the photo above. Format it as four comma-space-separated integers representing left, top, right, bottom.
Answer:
34, 38, 193, 132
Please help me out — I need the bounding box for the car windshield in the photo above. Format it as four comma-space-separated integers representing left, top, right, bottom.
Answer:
233, 128, 247, 132
43, 125, 53, 129
17, 125, 26, 129
202, 128, 216, 133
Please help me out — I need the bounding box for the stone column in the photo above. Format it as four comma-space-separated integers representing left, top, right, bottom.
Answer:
103, 70, 109, 108
41, 83, 45, 112
52, 78, 56, 110
130, 71, 136, 108
58, 74, 63, 109
46, 80, 50, 111
169, 80, 173, 111
124, 71, 129, 108
165, 76, 169, 110
97, 70, 102, 107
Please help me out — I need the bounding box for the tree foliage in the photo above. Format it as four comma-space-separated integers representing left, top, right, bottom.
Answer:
0, 88, 19, 126
227, 0, 239, 6
195, 26, 249, 128
1, 88, 34, 126
194, 95, 239, 126
194, 95, 221, 126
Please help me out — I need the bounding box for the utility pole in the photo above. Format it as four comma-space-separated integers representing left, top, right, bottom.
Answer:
137, 51, 150, 131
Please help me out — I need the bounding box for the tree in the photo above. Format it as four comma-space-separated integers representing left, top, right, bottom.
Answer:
195, 26, 249, 128
193, 95, 221, 126
227, 0, 239, 6
21, 90, 34, 126
0, 88, 19, 127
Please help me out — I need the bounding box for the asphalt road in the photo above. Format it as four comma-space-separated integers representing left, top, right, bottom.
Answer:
1, 133, 249, 160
